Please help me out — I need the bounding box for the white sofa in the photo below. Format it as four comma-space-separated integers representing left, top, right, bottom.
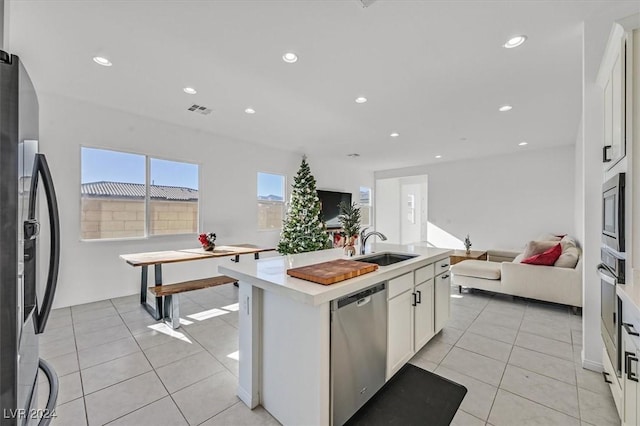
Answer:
451, 240, 583, 308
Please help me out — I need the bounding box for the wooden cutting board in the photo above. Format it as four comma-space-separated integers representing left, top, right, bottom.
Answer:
287, 259, 379, 285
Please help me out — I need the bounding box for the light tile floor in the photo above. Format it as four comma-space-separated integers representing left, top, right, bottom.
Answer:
39, 284, 620, 425
411, 287, 621, 426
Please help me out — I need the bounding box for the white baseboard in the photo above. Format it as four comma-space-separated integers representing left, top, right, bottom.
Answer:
582, 357, 604, 372
237, 385, 259, 409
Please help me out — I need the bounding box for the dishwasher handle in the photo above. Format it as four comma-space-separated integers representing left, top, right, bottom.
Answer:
334, 282, 386, 310
356, 296, 371, 307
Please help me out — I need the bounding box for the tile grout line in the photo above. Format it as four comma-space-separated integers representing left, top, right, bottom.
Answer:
196, 401, 244, 425
112, 298, 191, 426
69, 303, 90, 426
483, 294, 525, 423
493, 303, 584, 423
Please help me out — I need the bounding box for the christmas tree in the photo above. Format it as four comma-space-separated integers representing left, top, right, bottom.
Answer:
278, 156, 330, 254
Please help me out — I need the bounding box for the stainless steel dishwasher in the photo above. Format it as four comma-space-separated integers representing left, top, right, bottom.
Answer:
331, 282, 387, 426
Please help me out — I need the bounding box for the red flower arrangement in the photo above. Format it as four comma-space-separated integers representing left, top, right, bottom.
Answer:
198, 232, 217, 251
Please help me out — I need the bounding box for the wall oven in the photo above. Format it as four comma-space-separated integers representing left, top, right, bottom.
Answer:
602, 173, 625, 253
600, 262, 622, 376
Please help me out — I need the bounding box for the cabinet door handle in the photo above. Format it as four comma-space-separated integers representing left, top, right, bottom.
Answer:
627, 352, 639, 382
603, 371, 613, 384
441, 274, 450, 280
623, 323, 640, 336
412, 292, 417, 307
416, 290, 422, 304
441, 263, 449, 268
603, 145, 612, 163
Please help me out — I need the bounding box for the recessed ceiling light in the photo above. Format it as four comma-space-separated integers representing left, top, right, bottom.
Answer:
499, 105, 513, 112
435, 155, 442, 159
390, 132, 399, 137
503, 35, 527, 49
282, 52, 298, 63
183, 87, 197, 95
245, 108, 256, 114
519, 141, 528, 146
355, 97, 368, 104
347, 153, 360, 158
92, 56, 112, 67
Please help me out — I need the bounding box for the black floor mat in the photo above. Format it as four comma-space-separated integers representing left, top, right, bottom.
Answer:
344, 363, 468, 426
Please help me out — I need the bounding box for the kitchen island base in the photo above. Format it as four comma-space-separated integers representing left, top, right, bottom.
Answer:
221, 244, 452, 426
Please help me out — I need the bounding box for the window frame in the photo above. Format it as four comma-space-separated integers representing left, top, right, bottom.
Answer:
79, 145, 201, 242
257, 171, 286, 231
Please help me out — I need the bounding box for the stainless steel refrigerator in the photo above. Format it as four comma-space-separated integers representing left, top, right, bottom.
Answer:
0, 50, 60, 425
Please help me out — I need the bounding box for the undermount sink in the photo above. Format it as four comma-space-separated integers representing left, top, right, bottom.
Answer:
357, 252, 419, 267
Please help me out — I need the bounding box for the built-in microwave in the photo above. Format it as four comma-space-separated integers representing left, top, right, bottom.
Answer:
602, 173, 625, 254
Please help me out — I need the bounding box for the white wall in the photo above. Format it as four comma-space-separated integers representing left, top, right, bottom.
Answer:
39, 94, 373, 308
374, 178, 401, 243
376, 145, 576, 251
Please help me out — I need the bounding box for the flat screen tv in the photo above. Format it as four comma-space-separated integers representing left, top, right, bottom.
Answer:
317, 190, 352, 229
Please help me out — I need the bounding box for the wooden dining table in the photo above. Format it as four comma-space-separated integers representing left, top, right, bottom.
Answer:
120, 244, 275, 320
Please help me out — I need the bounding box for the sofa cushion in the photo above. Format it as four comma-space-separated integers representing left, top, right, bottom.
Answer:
555, 246, 580, 269
522, 240, 558, 259
451, 260, 501, 280
522, 243, 562, 266
536, 233, 562, 242
513, 254, 524, 263
560, 235, 577, 250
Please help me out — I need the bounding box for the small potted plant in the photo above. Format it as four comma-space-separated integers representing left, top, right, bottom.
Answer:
198, 232, 217, 251
464, 234, 472, 255
338, 201, 361, 257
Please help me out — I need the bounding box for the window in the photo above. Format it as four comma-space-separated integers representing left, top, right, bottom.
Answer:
80, 147, 199, 240
258, 172, 285, 230
360, 187, 372, 226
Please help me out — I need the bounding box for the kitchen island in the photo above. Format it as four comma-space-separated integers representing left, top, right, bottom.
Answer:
219, 243, 452, 426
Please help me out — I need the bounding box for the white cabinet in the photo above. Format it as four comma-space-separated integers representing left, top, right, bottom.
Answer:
387, 286, 414, 377
386, 260, 442, 379
414, 279, 434, 349
435, 270, 451, 333
598, 22, 632, 169
623, 322, 640, 425
603, 346, 623, 419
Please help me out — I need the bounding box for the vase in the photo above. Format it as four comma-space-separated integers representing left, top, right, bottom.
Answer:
344, 236, 357, 257
204, 244, 215, 251
465, 248, 471, 255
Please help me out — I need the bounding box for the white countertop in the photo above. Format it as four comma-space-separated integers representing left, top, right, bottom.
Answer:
219, 243, 452, 306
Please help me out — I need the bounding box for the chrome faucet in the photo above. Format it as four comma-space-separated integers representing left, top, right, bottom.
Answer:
359, 227, 388, 255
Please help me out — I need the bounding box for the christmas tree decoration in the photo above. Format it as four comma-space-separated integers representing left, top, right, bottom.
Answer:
278, 156, 330, 254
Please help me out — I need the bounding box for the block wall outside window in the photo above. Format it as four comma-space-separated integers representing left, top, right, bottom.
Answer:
258, 172, 285, 230
80, 147, 199, 240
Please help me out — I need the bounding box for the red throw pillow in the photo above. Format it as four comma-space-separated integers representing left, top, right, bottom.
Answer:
521, 243, 562, 266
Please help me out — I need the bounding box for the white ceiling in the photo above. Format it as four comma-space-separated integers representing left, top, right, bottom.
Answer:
8, 0, 621, 171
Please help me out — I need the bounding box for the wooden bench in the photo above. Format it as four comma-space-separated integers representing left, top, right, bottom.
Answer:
149, 275, 238, 328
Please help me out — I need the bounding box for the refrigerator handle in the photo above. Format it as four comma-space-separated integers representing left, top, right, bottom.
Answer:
37, 358, 59, 426
30, 154, 60, 335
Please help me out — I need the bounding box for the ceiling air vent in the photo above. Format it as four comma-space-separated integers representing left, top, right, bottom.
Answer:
187, 104, 212, 115
358, 0, 378, 7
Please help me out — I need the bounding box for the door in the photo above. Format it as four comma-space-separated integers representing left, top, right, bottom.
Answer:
387, 289, 413, 379
414, 280, 434, 350
435, 272, 451, 333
